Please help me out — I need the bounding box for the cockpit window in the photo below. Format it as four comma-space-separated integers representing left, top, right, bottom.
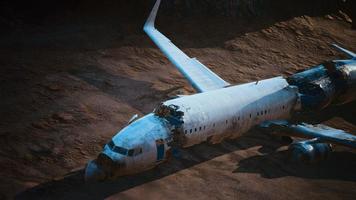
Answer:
108, 140, 115, 149
108, 140, 143, 156
108, 140, 128, 155
113, 146, 128, 155
127, 148, 143, 157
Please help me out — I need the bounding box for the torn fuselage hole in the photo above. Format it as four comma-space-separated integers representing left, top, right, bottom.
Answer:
154, 103, 185, 146
154, 103, 184, 126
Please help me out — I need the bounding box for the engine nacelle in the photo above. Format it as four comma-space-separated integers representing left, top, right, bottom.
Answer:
333, 63, 356, 104
287, 61, 356, 111
288, 138, 332, 164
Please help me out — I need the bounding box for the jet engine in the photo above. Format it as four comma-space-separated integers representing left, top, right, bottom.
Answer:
333, 63, 356, 104
288, 138, 332, 164
287, 61, 356, 110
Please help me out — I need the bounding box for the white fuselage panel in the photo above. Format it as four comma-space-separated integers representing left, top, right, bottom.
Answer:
163, 76, 299, 147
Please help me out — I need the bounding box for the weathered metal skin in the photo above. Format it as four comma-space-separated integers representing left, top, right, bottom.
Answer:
85, 77, 300, 180
163, 77, 299, 147
84, 0, 356, 181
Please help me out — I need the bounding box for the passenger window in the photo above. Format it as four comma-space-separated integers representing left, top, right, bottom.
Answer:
257, 112, 259, 116
195, 128, 197, 132
199, 127, 202, 131
190, 129, 192, 133
185, 130, 187, 134
265, 110, 267, 114
250, 114, 252, 118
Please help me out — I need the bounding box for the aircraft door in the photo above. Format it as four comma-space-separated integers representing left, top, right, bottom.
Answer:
130, 147, 144, 169
156, 139, 165, 162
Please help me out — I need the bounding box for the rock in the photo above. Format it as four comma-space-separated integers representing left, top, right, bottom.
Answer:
270, 48, 280, 54
338, 10, 352, 24
325, 15, 334, 20
224, 41, 240, 51
317, 45, 326, 50
282, 53, 293, 59
27, 143, 51, 156
52, 112, 74, 123
27, 144, 42, 153
43, 83, 63, 92
275, 22, 288, 29
31, 120, 49, 129
295, 30, 304, 36
104, 80, 114, 87
261, 29, 272, 36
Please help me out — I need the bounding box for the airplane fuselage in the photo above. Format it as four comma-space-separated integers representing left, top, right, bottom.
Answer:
84, 0, 356, 181
163, 76, 299, 147
85, 60, 356, 181
85, 76, 300, 180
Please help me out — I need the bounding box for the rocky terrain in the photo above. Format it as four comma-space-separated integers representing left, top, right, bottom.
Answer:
0, 0, 356, 199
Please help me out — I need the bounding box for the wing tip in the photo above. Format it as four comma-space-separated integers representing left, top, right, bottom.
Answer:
144, 0, 162, 31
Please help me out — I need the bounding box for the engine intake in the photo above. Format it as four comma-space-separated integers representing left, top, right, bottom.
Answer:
288, 138, 332, 164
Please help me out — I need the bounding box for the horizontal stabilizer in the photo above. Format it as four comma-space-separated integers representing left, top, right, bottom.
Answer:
332, 44, 356, 59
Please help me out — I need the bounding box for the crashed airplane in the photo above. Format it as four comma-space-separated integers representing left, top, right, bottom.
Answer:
85, 0, 356, 181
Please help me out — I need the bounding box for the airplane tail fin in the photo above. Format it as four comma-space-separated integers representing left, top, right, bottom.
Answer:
332, 44, 356, 60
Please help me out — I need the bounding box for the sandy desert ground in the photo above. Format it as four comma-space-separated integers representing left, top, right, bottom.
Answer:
0, 4, 356, 200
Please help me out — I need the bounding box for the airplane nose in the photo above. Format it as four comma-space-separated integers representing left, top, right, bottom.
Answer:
84, 160, 106, 182
85, 153, 126, 181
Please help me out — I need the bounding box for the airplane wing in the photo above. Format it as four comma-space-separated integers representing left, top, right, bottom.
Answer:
144, 0, 230, 93
260, 120, 356, 148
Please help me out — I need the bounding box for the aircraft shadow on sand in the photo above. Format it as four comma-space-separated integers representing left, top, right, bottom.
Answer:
16, 128, 356, 200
